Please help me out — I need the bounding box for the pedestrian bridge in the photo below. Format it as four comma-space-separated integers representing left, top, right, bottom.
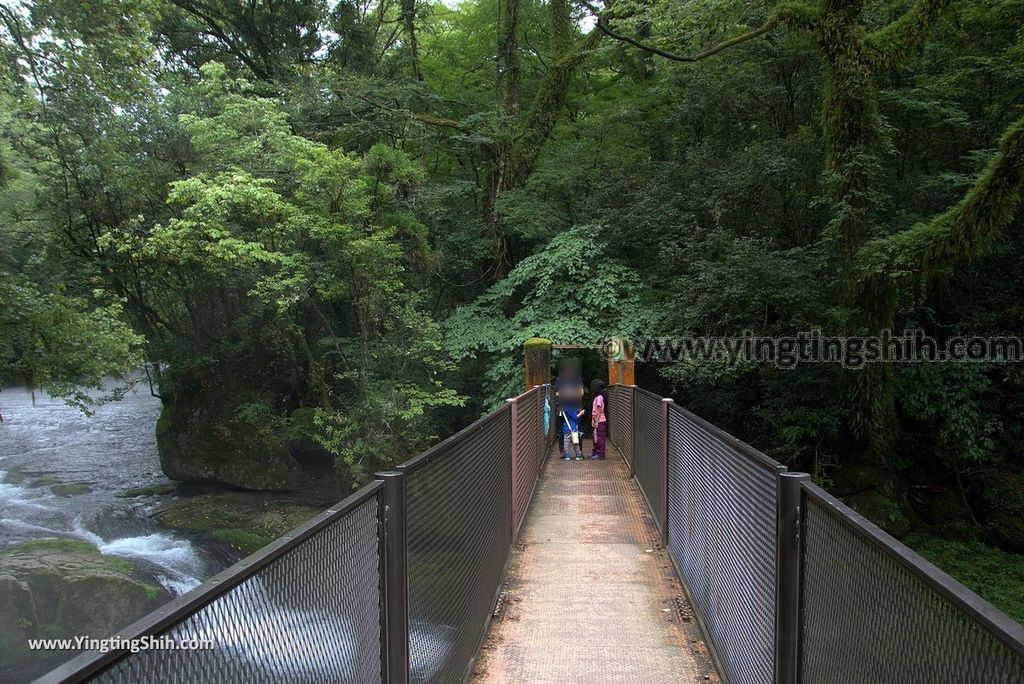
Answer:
39, 385, 1024, 683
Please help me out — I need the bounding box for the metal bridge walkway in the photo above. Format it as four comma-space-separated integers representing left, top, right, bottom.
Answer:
470, 440, 719, 683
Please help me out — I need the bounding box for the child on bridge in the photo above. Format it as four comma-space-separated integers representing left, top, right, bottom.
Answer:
589, 379, 607, 460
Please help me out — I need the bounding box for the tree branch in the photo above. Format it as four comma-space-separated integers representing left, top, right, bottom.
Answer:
346, 92, 468, 132
169, 0, 272, 80
855, 114, 1024, 284
410, 111, 467, 131
577, 0, 774, 63
865, 0, 957, 69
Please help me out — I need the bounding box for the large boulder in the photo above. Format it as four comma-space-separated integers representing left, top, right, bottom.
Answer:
157, 394, 305, 491
0, 539, 169, 672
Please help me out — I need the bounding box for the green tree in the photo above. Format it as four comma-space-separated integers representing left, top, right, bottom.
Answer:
0, 275, 144, 416
98, 64, 462, 487
447, 224, 652, 403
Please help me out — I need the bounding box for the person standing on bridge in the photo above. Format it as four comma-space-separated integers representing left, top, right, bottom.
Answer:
589, 379, 607, 460
555, 359, 585, 460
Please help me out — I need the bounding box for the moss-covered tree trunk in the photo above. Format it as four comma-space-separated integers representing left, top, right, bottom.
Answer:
486, 0, 602, 275
767, 0, 955, 484
401, 0, 424, 81
817, 2, 897, 468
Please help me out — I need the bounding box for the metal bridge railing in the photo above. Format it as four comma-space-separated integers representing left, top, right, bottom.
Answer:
40, 482, 389, 684
611, 383, 1024, 684
607, 384, 634, 470
38, 385, 554, 684
399, 405, 511, 683
38, 381, 1024, 684
632, 388, 665, 538
798, 480, 1024, 684
667, 401, 785, 684
510, 390, 542, 536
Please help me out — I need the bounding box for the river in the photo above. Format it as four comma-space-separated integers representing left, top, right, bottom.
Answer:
0, 379, 231, 680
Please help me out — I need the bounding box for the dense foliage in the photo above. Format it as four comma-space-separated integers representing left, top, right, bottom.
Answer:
1, 0, 1023, 610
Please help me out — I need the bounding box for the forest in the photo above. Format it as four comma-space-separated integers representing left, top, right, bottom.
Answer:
1, 0, 1023, 620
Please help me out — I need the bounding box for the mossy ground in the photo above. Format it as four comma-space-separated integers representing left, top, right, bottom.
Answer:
905, 532, 1024, 623
210, 529, 273, 553
155, 491, 323, 556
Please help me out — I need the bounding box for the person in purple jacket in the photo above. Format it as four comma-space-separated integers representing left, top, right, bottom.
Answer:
589, 379, 607, 460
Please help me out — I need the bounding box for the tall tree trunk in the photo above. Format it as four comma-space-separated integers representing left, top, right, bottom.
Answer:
487, 0, 602, 276
816, 1, 896, 465
487, 0, 524, 274
401, 0, 424, 81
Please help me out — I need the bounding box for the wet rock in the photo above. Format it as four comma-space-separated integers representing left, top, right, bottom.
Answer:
49, 483, 92, 497
120, 482, 179, 498
0, 539, 168, 671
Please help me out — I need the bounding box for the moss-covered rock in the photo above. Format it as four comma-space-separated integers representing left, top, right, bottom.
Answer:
0, 539, 169, 670
2, 470, 27, 485
26, 476, 60, 489
157, 395, 304, 491
155, 491, 323, 555
49, 483, 92, 497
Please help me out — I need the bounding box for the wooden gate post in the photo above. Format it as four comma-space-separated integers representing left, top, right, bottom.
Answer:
607, 337, 635, 386
524, 338, 552, 391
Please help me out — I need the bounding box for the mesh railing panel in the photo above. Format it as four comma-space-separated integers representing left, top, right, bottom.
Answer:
606, 385, 618, 445
87, 493, 384, 684
608, 385, 633, 467
513, 388, 542, 534
633, 389, 662, 525
801, 486, 1024, 684
401, 407, 512, 684
666, 405, 782, 684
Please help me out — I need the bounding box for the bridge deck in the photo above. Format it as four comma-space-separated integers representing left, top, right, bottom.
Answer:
470, 440, 719, 683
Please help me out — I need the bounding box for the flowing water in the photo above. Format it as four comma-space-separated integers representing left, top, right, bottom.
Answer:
0, 378, 231, 679
0, 380, 452, 681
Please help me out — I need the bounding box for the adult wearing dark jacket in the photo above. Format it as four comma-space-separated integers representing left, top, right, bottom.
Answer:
555, 359, 585, 460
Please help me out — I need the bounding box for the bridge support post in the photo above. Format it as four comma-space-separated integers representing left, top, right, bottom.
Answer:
627, 385, 637, 478
776, 472, 809, 684
377, 471, 410, 684
606, 337, 635, 386
659, 397, 673, 546
507, 397, 520, 542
